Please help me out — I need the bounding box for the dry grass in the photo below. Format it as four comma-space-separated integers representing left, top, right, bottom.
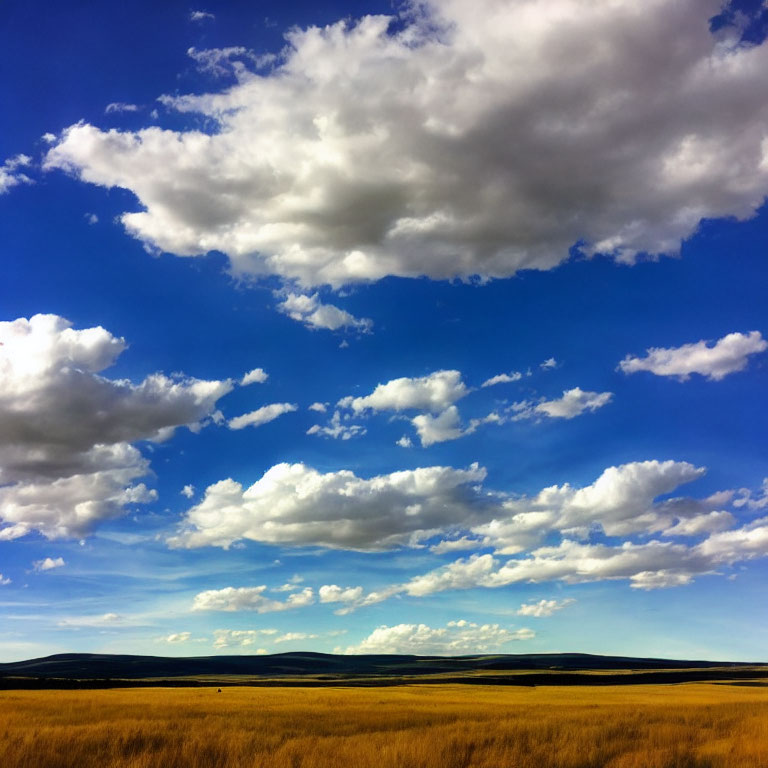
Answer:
0, 682, 766, 768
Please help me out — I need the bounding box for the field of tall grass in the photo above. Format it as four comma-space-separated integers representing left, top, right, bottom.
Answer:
1, 682, 766, 768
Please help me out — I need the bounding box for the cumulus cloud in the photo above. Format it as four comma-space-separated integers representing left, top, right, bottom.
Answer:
516, 598, 575, 617
0, 575, 11, 586
190, 10, 215, 22
512, 388, 613, 421
241, 368, 268, 386
307, 410, 366, 440
228, 402, 297, 430
170, 458, 732, 560
33, 556, 65, 572
170, 462, 490, 550
0, 155, 32, 194
339, 370, 468, 414
44, 1, 768, 288
192, 585, 315, 612
308, 402, 327, 413
341, 620, 534, 655
276, 293, 372, 332
619, 331, 767, 381
181, 484, 196, 499
0, 314, 232, 539
161, 632, 191, 643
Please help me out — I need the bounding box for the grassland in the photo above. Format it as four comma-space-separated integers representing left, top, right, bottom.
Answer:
1, 682, 766, 768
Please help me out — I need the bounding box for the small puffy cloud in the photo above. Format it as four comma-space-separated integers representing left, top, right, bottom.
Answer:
0, 574, 11, 586
341, 620, 534, 655
45, 1, 768, 288
190, 10, 215, 22
619, 331, 767, 381
105, 103, 139, 115
277, 293, 372, 332
482, 371, 523, 388
396, 435, 413, 448
340, 370, 468, 415
0, 155, 32, 194
308, 402, 327, 413
186, 46, 274, 80
540, 358, 558, 370
273, 574, 305, 592
181, 484, 196, 499
513, 388, 613, 421
34, 556, 65, 572
0, 315, 232, 539
171, 462, 490, 551
318, 584, 364, 604
241, 368, 268, 386
307, 410, 366, 440
192, 585, 315, 612
161, 632, 191, 643
516, 598, 575, 617
411, 405, 465, 447
228, 402, 297, 430
85, 213, 98, 225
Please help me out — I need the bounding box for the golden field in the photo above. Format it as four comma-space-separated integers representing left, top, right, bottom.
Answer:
1, 682, 767, 768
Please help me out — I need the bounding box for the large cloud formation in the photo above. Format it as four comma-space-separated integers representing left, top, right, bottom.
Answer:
172, 458, 729, 552
0, 314, 232, 539
44, 0, 768, 288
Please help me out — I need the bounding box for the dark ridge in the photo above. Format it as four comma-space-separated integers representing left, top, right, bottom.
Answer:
0, 651, 763, 689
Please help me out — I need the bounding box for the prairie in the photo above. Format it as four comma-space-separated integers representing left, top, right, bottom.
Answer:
1, 682, 766, 768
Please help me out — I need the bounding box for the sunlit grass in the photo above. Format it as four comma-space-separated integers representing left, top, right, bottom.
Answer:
1, 682, 766, 767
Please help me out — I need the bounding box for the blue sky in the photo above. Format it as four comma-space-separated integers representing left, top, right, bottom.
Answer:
1, 0, 767, 662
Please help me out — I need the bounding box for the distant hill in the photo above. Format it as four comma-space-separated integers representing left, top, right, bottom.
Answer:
0, 651, 765, 689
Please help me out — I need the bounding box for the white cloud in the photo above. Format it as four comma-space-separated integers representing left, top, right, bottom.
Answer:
516, 598, 575, 617
735, 478, 768, 511
273, 631, 318, 644
619, 331, 768, 381
411, 405, 465, 446
341, 620, 534, 655
339, 370, 468, 414
0, 574, 11, 586
105, 103, 139, 115
396, 435, 413, 448
0, 155, 32, 194
212, 628, 277, 649
276, 293, 372, 332
34, 556, 65, 572
171, 462, 490, 550
318, 584, 364, 604
307, 410, 366, 440
0, 315, 232, 539
481, 371, 523, 388
512, 388, 613, 420
186, 46, 274, 80
190, 10, 215, 22
45, 1, 768, 288
308, 402, 327, 413
193, 585, 315, 612
181, 484, 196, 499
85, 213, 98, 224
241, 368, 268, 386
172, 459, 735, 557
161, 632, 191, 643
228, 402, 297, 430
540, 358, 558, 370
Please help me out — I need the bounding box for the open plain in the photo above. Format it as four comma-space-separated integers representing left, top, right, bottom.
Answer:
1, 682, 767, 768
